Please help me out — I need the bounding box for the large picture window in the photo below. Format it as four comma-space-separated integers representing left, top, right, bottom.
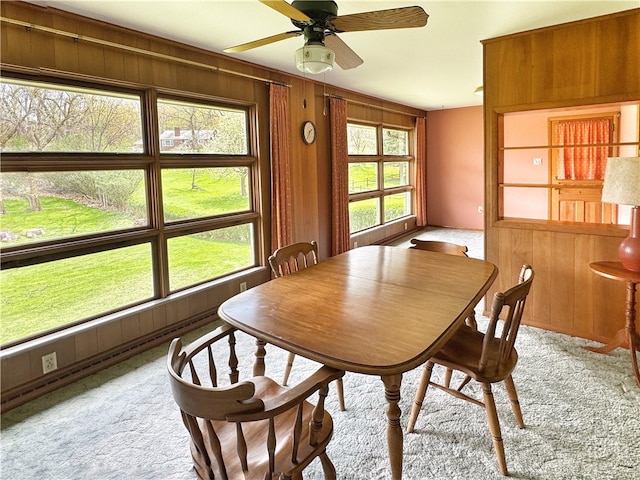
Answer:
347, 122, 413, 234
0, 76, 261, 346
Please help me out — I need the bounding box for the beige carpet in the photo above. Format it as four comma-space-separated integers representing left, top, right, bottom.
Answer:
2, 229, 639, 479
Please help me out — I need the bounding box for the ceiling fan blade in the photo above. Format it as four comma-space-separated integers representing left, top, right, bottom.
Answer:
258, 0, 312, 23
324, 34, 363, 70
330, 6, 428, 33
224, 31, 301, 53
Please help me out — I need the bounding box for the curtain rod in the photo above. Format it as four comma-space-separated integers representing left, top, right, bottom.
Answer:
0, 17, 291, 88
323, 93, 424, 118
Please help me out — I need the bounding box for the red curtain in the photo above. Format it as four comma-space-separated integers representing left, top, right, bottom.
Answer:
330, 97, 350, 256
415, 117, 427, 226
556, 118, 611, 180
269, 84, 293, 253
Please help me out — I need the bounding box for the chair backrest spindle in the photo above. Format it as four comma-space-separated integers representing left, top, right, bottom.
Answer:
269, 241, 319, 278
479, 265, 534, 373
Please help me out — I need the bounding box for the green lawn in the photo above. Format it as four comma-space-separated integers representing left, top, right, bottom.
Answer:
0, 169, 251, 344
160, 168, 249, 220
1, 245, 154, 342
0, 196, 137, 245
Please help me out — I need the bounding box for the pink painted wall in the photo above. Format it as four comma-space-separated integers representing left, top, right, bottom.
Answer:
426, 106, 484, 230
425, 102, 638, 229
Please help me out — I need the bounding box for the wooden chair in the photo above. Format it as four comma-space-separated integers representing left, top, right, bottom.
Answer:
409, 238, 469, 257
406, 265, 535, 476
268, 241, 346, 411
167, 323, 344, 480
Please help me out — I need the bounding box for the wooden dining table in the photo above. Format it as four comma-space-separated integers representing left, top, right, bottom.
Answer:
218, 245, 498, 479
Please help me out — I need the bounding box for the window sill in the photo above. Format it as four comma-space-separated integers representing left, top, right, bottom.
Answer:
494, 218, 629, 237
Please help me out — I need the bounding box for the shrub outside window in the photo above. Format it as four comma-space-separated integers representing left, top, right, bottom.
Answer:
349, 198, 381, 232
166, 224, 255, 291
0, 77, 261, 346
0, 170, 147, 246
347, 123, 414, 234
384, 192, 411, 222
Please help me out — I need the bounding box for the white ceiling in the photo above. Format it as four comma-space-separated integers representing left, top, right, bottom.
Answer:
24, 1, 639, 110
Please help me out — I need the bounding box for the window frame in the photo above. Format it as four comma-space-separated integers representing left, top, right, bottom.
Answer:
346, 121, 414, 234
0, 73, 263, 346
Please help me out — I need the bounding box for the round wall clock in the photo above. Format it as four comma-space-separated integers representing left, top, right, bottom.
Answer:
302, 121, 316, 145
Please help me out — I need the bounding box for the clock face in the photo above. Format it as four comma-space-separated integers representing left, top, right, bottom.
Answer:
302, 121, 316, 145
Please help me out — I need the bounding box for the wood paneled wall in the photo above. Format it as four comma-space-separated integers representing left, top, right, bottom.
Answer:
0, 2, 425, 409
482, 9, 640, 342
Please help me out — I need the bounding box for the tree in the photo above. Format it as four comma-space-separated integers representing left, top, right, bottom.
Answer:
68, 95, 141, 152
49, 171, 142, 210
25, 87, 85, 152
0, 172, 50, 212
1, 80, 145, 213
0, 83, 32, 149
348, 125, 377, 154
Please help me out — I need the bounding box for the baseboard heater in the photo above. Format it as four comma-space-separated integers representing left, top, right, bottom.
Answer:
1, 311, 219, 413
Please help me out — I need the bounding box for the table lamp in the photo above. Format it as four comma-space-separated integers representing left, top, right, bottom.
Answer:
601, 156, 640, 272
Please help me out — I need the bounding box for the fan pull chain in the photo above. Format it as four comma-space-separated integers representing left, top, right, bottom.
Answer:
323, 75, 328, 116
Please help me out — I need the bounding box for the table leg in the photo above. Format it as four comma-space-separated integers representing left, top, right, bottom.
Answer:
382, 374, 403, 480
622, 282, 640, 387
584, 328, 629, 354
253, 339, 266, 377
630, 330, 640, 387
584, 280, 640, 387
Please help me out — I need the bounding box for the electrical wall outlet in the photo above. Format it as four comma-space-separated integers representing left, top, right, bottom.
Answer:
404, 222, 408, 230
353, 241, 358, 248
533, 157, 543, 166
477, 206, 484, 213
42, 352, 57, 374
239, 282, 247, 292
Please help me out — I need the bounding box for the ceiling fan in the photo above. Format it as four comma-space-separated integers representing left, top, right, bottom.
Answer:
224, 0, 428, 74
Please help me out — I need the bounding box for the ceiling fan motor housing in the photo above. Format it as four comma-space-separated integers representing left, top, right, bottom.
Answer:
291, 1, 338, 29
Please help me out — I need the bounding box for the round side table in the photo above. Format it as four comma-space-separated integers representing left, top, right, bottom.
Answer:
586, 261, 640, 387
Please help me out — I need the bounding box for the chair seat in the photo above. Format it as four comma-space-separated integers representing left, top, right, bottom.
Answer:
433, 326, 519, 384
194, 376, 334, 480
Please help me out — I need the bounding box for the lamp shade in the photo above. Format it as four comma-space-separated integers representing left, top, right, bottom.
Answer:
601, 157, 640, 206
295, 44, 334, 74
601, 156, 640, 271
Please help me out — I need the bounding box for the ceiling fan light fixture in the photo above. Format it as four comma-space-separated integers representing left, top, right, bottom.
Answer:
295, 44, 335, 74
